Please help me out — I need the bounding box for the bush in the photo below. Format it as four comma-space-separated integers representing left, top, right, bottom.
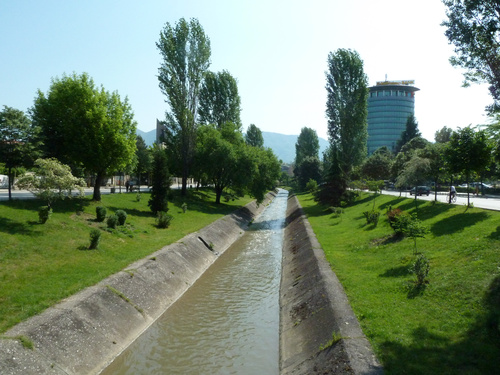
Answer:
306, 178, 318, 193
107, 214, 118, 229
181, 202, 188, 213
115, 210, 127, 226
156, 211, 173, 229
89, 229, 101, 249
392, 211, 412, 235
38, 206, 52, 224
410, 254, 430, 286
363, 210, 380, 226
386, 207, 403, 229
96, 206, 107, 222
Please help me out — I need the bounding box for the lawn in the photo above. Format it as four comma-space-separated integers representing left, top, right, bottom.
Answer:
296, 191, 500, 375
0, 189, 252, 334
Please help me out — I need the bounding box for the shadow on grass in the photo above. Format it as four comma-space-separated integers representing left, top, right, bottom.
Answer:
431, 212, 489, 236
0, 217, 44, 236
379, 265, 411, 278
379, 276, 500, 374
378, 196, 407, 210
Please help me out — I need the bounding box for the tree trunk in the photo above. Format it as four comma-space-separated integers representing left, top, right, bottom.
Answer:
93, 173, 103, 201
215, 185, 223, 204
7, 166, 12, 201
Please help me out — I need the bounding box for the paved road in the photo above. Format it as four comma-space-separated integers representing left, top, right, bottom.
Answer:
381, 189, 500, 211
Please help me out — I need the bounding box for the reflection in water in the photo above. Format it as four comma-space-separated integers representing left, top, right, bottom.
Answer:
102, 190, 288, 375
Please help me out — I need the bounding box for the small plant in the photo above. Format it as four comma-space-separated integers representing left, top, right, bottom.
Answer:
319, 331, 344, 351
181, 202, 188, 213
305, 178, 318, 193
156, 211, 173, 228
38, 206, 52, 224
392, 211, 412, 235
107, 214, 118, 229
363, 210, 380, 226
89, 228, 101, 249
96, 206, 107, 222
115, 210, 127, 225
410, 253, 430, 286
404, 214, 428, 254
136, 193, 141, 202
386, 207, 403, 229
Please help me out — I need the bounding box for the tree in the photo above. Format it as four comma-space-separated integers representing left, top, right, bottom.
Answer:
395, 114, 421, 153
198, 70, 241, 128
294, 127, 320, 190
420, 142, 447, 201
0, 106, 41, 200
445, 126, 492, 206
361, 147, 393, 181
148, 147, 170, 215
435, 126, 453, 143
16, 158, 85, 209
319, 49, 368, 205
295, 156, 322, 190
31, 73, 137, 201
246, 146, 281, 203
135, 135, 152, 191
395, 154, 431, 211
442, 0, 500, 112
245, 124, 264, 148
157, 18, 211, 196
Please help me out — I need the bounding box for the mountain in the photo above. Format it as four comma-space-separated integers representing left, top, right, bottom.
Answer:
262, 131, 329, 164
136, 129, 156, 146
135, 128, 329, 164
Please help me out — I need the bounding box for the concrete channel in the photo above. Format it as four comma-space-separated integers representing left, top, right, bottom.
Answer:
0, 190, 382, 374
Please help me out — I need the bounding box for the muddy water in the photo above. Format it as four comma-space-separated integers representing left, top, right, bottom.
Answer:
101, 189, 288, 375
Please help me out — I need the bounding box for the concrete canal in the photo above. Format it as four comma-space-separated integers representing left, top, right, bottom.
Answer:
101, 189, 289, 374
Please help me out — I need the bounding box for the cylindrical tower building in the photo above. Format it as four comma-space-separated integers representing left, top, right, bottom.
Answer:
367, 80, 419, 155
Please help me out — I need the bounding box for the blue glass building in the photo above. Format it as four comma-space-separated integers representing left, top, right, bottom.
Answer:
367, 80, 419, 155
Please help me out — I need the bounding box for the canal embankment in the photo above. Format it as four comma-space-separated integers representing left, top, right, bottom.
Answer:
280, 194, 383, 374
0, 191, 276, 375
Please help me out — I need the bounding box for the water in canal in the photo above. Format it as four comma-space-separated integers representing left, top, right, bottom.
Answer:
101, 189, 288, 375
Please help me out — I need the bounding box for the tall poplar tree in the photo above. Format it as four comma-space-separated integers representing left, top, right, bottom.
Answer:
156, 18, 211, 196
319, 49, 368, 205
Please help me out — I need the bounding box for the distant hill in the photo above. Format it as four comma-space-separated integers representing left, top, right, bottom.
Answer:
136, 128, 329, 164
136, 129, 156, 146
262, 131, 329, 164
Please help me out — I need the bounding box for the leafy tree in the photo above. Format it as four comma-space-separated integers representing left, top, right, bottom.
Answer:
148, 147, 170, 215
0, 106, 41, 200
16, 158, 85, 208
135, 135, 152, 191
246, 145, 281, 203
31, 72, 137, 201
442, 0, 500, 112
198, 70, 241, 128
395, 114, 421, 153
420, 142, 447, 201
435, 126, 453, 143
361, 147, 393, 181
445, 126, 492, 206
157, 18, 211, 196
245, 124, 264, 148
294, 127, 321, 190
319, 49, 368, 205
395, 154, 431, 211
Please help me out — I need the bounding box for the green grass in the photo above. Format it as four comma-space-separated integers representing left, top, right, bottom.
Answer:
0, 189, 252, 333
296, 192, 500, 375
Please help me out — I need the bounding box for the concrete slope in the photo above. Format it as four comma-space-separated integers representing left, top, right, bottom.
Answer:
280, 194, 383, 374
0, 192, 275, 375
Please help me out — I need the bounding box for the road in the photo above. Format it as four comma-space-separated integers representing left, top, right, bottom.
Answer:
381, 189, 500, 211
0, 186, 153, 201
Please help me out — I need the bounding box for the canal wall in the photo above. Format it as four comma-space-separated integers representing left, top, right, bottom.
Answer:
0, 192, 276, 375
280, 194, 383, 375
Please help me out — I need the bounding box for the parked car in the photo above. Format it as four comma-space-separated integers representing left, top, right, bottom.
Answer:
459, 182, 492, 189
409, 186, 431, 196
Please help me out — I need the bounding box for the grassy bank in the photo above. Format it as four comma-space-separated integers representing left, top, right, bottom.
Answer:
0, 189, 252, 334
296, 192, 500, 375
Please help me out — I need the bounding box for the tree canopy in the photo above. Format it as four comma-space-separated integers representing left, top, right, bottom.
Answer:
157, 17, 211, 196
31, 72, 137, 201
245, 124, 264, 148
442, 0, 500, 112
294, 127, 321, 189
395, 114, 421, 153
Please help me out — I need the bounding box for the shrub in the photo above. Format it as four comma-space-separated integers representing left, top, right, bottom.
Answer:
89, 229, 101, 249
96, 206, 107, 222
38, 206, 52, 224
386, 207, 403, 228
410, 254, 430, 286
392, 211, 412, 235
306, 178, 318, 193
136, 193, 141, 202
181, 202, 188, 213
156, 211, 173, 228
115, 210, 127, 225
363, 210, 380, 226
107, 214, 118, 229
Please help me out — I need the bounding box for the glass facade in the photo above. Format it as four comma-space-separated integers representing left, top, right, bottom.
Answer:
367, 84, 419, 155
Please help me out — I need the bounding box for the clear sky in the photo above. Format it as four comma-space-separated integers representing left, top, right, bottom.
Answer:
0, 0, 493, 141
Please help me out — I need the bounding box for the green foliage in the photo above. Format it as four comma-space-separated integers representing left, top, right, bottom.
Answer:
136, 193, 142, 202
181, 202, 188, 213
38, 206, 52, 224
392, 211, 412, 235
96, 206, 107, 222
403, 214, 428, 254
89, 229, 101, 250
363, 210, 380, 226
305, 178, 318, 193
115, 210, 127, 225
148, 148, 170, 215
410, 253, 430, 286
107, 214, 119, 229
245, 124, 264, 148
386, 207, 403, 229
156, 211, 173, 228
295, 126, 320, 170
319, 331, 344, 351
16, 158, 85, 208
395, 114, 421, 153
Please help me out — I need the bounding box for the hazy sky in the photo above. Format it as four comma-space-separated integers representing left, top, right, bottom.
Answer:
0, 0, 493, 141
